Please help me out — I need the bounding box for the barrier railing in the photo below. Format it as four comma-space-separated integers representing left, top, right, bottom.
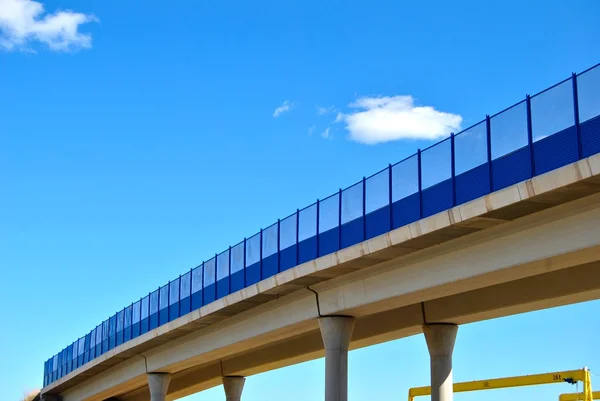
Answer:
42, 62, 600, 387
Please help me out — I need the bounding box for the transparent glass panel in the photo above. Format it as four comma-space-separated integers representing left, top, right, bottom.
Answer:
366, 169, 389, 213
392, 154, 418, 201
455, 121, 488, 174
78, 337, 85, 355
109, 315, 116, 336
422, 139, 451, 189
53, 355, 58, 371
204, 257, 216, 286
141, 295, 150, 319
159, 285, 169, 310
298, 204, 317, 241
280, 213, 297, 249
490, 101, 528, 159
72, 340, 78, 360
263, 223, 278, 257
577, 66, 600, 123
192, 265, 202, 294
217, 249, 230, 280
231, 242, 244, 273
246, 233, 261, 265
319, 193, 339, 233
531, 79, 574, 141
181, 271, 191, 297
124, 305, 132, 328
95, 324, 102, 344
116, 310, 124, 331
90, 328, 96, 347
170, 278, 180, 305
102, 320, 109, 339
149, 290, 159, 314
342, 182, 363, 223
132, 300, 141, 323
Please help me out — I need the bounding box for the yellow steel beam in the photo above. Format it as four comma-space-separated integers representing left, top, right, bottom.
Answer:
408, 368, 592, 401
560, 391, 600, 401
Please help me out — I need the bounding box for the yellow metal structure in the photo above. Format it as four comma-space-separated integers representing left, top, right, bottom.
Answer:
408, 368, 593, 401
560, 391, 600, 401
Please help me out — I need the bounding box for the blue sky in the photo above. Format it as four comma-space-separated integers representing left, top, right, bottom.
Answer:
1, 0, 600, 400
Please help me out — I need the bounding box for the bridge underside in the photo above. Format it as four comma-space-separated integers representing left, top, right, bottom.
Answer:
48, 155, 600, 401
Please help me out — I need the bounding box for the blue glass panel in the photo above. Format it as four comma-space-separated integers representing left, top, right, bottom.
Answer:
124, 305, 132, 342
581, 115, 600, 158
531, 79, 574, 142
491, 101, 528, 159
149, 290, 159, 330
391, 154, 419, 228
366, 169, 390, 239
422, 138, 451, 189
533, 126, 578, 175
204, 258, 216, 304
180, 271, 191, 315
230, 242, 245, 292
298, 204, 317, 263
455, 163, 490, 204
577, 65, 600, 124
132, 300, 141, 338
116, 310, 124, 346
318, 194, 339, 256
245, 233, 261, 285
191, 265, 203, 310
217, 249, 230, 299
159, 284, 169, 325
262, 223, 278, 277
109, 314, 117, 349
492, 146, 531, 191
101, 320, 109, 354
280, 213, 297, 271
95, 323, 102, 356
169, 278, 180, 321
341, 182, 363, 248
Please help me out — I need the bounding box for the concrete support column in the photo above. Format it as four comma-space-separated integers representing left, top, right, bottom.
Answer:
318, 316, 355, 401
222, 376, 245, 401
148, 373, 171, 401
423, 324, 458, 401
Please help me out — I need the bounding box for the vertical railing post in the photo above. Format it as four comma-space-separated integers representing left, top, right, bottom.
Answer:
295, 209, 299, 266
362, 177, 366, 240
526, 94, 535, 177
228, 246, 232, 288
276, 219, 280, 273
417, 149, 423, 219
241, 239, 245, 287
450, 132, 456, 206
338, 189, 342, 249
572, 72, 582, 159
486, 115, 493, 192
388, 164, 393, 230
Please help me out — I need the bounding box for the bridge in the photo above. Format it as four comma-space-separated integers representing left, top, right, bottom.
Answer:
40, 63, 600, 401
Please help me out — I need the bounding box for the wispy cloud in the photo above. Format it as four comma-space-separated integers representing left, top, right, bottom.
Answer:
335, 95, 462, 145
316, 105, 336, 116
273, 100, 293, 118
308, 125, 316, 135
0, 0, 97, 52
321, 128, 331, 139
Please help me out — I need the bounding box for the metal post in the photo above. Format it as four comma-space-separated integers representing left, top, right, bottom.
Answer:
316, 200, 320, 256
242, 238, 246, 287
338, 189, 342, 249
388, 164, 393, 229
526, 95, 535, 177
276, 219, 281, 273
417, 149, 423, 218
228, 246, 232, 288
572, 73, 583, 159
450, 133, 456, 206
486, 115, 493, 192
295, 209, 300, 266
259, 230, 263, 279
362, 177, 366, 240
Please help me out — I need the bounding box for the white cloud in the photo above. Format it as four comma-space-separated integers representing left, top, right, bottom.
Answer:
335, 95, 462, 145
321, 127, 331, 139
308, 125, 316, 135
0, 0, 97, 52
317, 105, 336, 115
273, 100, 293, 118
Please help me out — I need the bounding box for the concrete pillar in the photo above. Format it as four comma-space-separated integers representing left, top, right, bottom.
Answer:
318, 316, 355, 401
147, 373, 171, 401
423, 323, 458, 401
222, 376, 245, 401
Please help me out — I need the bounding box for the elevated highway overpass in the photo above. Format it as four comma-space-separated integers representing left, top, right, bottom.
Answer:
40, 64, 600, 401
